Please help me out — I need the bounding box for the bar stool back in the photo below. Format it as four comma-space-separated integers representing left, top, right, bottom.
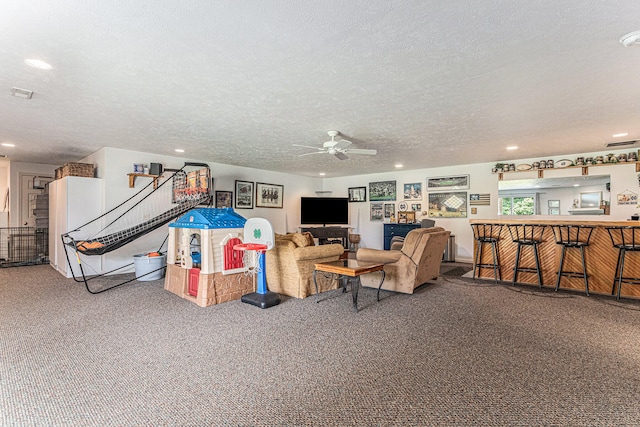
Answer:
507, 224, 547, 288
606, 226, 640, 300
551, 225, 594, 295
471, 223, 503, 283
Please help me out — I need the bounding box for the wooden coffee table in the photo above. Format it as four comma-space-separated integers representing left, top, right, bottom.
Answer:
313, 259, 385, 312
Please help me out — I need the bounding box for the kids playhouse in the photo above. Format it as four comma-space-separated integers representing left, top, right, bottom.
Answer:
164, 207, 254, 307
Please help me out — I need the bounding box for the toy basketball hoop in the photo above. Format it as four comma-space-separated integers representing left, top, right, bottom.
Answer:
233, 243, 268, 253
234, 243, 267, 276
237, 219, 280, 309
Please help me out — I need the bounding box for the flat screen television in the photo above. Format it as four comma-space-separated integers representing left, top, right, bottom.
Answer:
300, 197, 349, 226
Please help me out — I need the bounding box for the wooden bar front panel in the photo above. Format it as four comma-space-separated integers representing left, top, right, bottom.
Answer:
470, 220, 640, 298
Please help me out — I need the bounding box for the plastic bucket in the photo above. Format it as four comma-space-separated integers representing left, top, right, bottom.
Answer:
133, 253, 167, 281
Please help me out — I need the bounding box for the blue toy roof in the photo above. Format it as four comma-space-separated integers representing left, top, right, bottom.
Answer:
169, 207, 246, 229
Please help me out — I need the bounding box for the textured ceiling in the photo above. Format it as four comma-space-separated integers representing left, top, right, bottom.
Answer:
2, 1, 640, 177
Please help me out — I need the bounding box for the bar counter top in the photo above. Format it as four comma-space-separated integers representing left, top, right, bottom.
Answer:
470, 219, 638, 227
470, 218, 640, 299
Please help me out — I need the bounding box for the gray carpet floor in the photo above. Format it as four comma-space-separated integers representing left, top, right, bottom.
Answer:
2, 263, 640, 426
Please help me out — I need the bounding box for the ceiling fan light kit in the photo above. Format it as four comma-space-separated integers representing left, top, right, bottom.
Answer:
293, 130, 377, 160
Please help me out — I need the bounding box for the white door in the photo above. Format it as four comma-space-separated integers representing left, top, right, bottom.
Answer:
20, 174, 41, 227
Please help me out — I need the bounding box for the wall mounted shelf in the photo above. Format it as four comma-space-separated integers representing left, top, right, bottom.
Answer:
493, 161, 640, 180
127, 173, 159, 189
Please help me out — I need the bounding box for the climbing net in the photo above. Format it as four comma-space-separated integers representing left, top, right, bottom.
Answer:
63, 164, 211, 256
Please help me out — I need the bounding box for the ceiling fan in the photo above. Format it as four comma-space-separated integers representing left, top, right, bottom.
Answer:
293, 131, 377, 160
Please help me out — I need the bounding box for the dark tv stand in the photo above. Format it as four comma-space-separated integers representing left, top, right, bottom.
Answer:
301, 227, 349, 249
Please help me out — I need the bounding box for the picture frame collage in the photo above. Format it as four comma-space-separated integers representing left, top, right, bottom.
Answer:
355, 175, 471, 223
211, 174, 469, 223
353, 180, 423, 223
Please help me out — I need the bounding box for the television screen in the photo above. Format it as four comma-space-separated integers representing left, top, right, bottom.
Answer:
300, 197, 349, 225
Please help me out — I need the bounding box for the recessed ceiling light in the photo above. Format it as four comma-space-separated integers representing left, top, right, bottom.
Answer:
573, 184, 580, 187
1, 143, 15, 147
319, 172, 326, 176
395, 164, 403, 168
613, 132, 629, 138
506, 146, 518, 150
620, 31, 640, 47
25, 58, 52, 70
174, 149, 184, 153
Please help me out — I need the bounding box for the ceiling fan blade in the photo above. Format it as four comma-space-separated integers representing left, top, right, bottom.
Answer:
293, 143, 323, 151
334, 152, 348, 160
346, 148, 377, 155
298, 151, 327, 157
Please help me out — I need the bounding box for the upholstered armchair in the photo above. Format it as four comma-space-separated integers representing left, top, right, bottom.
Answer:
356, 227, 451, 294
265, 232, 345, 298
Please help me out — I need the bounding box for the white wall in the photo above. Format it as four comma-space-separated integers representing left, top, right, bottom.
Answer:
19, 145, 640, 270
0, 159, 9, 226
79, 147, 322, 272
0, 159, 8, 210
324, 150, 640, 263
323, 162, 494, 262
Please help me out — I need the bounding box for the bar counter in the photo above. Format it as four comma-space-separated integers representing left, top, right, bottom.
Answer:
469, 219, 640, 299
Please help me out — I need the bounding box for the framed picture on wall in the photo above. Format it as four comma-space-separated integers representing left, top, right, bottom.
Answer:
403, 183, 422, 200
370, 202, 383, 221
369, 180, 396, 201
427, 175, 469, 191
215, 191, 233, 208
235, 180, 254, 209
398, 211, 416, 224
255, 182, 284, 208
384, 203, 395, 219
428, 191, 467, 218
348, 186, 367, 202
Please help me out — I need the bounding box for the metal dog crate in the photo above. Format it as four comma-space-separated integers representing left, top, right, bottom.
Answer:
0, 227, 49, 267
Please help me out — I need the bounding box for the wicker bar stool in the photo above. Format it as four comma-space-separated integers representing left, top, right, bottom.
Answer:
471, 223, 503, 283
507, 224, 547, 288
551, 225, 594, 296
606, 226, 640, 300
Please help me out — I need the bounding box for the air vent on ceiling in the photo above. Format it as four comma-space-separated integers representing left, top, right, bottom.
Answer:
605, 140, 637, 148
11, 87, 33, 99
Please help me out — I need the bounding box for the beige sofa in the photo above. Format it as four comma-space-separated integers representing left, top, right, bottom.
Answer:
265, 232, 345, 298
356, 227, 451, 294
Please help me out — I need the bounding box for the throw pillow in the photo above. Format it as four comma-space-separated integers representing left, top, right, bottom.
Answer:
291, 233, 310, 248
275, 233, 293, 241
302, 231, 315, 246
